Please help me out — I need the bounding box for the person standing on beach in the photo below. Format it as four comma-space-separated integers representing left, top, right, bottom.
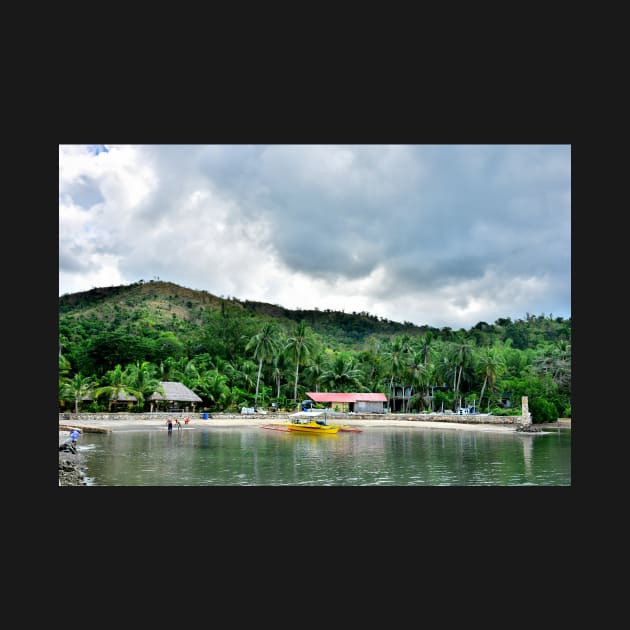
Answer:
166, 418, 173, 433
175, 418, 182, 431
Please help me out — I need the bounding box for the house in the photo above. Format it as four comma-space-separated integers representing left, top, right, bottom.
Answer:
148, 381, 202, 413
306, 392, 387, 414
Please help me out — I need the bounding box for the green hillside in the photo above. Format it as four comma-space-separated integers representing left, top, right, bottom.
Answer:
59, 280, 571, 420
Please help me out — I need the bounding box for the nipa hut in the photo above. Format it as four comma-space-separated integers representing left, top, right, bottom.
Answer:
148, 381, 202, 413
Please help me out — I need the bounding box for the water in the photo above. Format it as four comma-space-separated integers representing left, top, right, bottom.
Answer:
75, 426, 571, 486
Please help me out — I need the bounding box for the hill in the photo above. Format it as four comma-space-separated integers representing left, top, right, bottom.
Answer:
59, 280, 429, 348
59, 280, 570, 380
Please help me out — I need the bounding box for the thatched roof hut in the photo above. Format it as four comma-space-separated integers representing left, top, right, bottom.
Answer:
148, 381, 202, 412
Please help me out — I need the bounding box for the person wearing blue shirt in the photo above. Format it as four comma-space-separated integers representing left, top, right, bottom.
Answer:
70, 429, 81, 447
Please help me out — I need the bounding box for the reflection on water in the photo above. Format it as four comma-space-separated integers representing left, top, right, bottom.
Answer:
78, 427, 571, 486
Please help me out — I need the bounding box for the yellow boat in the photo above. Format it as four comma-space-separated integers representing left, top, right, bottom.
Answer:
287, 420, 339, 434
287, 411, 339, 434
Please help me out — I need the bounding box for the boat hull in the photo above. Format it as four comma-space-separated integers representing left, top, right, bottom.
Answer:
287, 421, 339, 434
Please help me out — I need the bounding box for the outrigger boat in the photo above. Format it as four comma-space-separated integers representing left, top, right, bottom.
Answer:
337, 425, 362, 433
286, 411, 339, 435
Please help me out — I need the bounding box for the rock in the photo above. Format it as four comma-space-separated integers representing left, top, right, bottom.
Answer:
58, 449, 88, 486
516, 423, 542, 432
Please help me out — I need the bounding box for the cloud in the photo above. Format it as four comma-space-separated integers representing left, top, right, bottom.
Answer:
59, 144, 571, 328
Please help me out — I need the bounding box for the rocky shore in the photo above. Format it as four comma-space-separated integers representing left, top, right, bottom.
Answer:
59, 431, 88, 486
59, 451, 87, 486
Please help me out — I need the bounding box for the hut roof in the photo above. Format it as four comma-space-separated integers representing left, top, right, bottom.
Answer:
306, 392, 387, 403
81, 390, 137, 402
148, 381, 202, 402
111, 391, 138, 402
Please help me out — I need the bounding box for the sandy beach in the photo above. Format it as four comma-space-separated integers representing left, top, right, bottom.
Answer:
60, 415, 522, 434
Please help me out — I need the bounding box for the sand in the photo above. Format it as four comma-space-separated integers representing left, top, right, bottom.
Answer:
59, 415, 520, 435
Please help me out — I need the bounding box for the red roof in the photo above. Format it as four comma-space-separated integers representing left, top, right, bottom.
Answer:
306, 392, 387, 403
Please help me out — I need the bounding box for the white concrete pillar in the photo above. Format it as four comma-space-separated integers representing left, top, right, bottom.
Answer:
521, 396, 532, 424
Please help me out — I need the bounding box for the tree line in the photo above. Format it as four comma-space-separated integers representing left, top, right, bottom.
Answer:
59, 287, 571, 422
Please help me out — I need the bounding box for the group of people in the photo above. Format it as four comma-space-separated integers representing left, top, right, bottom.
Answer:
166, 417, 181, 433
66, 419, 193, 445
166, 417, 189, 433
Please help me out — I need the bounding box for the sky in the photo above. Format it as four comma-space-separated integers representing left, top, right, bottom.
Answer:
59, 144, 571, 330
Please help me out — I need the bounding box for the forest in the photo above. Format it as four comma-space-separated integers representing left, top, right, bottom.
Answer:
59, 280, 571, 423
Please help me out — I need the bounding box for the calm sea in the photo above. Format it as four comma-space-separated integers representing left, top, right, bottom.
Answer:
75, 425, 571, 486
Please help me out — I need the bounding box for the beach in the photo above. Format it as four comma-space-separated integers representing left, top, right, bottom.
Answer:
60, 414, 523, 433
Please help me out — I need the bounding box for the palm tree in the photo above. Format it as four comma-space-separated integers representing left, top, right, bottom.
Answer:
320, 352, 364, 392
271, 349, 291, 399
245, 321, 281, 409
532, 341, 571, 393
94, 364, 143, 411
61, 372, 97, 414
407, 352, 429, 412
158, 358, 178, 382
417, 331, 433, 366
383, 336, 411, 412
127, 361, 165, 411
450, 339, 474, 409
197, 369, 231, 411
477, 347, 505, 410
235, 358, 258, 394
285, 320, 315, 404
58, 354, 72, 406
59, 353, 71, 377
303, 349, 326, 393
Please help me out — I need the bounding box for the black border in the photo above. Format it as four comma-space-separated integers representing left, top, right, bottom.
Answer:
52, 82, 575, 548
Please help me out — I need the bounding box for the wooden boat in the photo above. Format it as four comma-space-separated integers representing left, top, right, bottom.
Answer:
287, 411, 339, 434
287, 420, 339, 434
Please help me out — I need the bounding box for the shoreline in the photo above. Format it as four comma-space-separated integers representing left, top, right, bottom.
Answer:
60, 415, 570, 436
60, 417, 517, 433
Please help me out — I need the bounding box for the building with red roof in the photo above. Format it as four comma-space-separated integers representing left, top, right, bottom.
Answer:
306, 392, 387, 414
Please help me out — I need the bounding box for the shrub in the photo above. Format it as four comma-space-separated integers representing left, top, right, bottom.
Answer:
529, 398, 558, 423
490, 407, 521, 416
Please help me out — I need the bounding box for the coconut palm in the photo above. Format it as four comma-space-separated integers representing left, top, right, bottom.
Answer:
285, 320, 315, 404
477, 347, 505, 410
127, 361, 165, 410
61, 372, 97, 414
59, 353, 72, 379
303, 349, 327, 393
234, 358, 258, 394
383, 336, 411, 412
406, 351, 429, 412
271, 349, 292, 399
59, 353, 73, 405
417, 331, 434, 365
320, 352, 364, 392
245, 321, 281, 409
449, 339, 474, 408
94, 364, 144, 411
197, 369, 231, 411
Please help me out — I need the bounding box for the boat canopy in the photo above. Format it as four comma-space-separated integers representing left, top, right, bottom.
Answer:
289, 410, 326, 418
